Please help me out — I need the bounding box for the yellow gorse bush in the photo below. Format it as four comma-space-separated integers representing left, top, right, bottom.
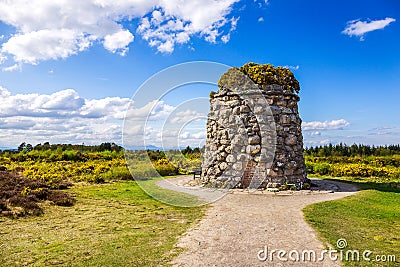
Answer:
239, 62, 300, 93
305, 155, 400, 187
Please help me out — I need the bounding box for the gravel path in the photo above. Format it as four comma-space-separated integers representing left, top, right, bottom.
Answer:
157, 177, 359, 267
156, 176, 226, 203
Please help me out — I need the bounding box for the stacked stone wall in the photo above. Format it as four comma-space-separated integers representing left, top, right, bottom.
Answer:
201, 68, 306, 189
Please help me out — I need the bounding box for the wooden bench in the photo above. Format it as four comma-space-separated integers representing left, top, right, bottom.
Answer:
266, 188, 279, 192
189, 168, 202, 179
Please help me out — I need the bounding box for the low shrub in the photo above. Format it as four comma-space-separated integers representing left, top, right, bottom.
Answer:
154, 159, 179, 176
0, 171, 75, 217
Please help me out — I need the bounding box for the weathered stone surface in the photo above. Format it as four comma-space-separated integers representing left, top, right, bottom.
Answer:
219, 162, 228, 170
237, 153, 248, 161
285, 135, 297, 145
253, 106, 264, 114
246, 145, 261, 155
240, 105, 250, 113
248, 135, 260, 145
201, 67, 306, 189
281, 115, 290, 124
232, 162, 243, 171
226, 154, 236, 163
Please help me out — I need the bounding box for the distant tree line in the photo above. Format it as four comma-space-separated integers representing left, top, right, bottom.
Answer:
8, 142, 399, 157
5, 142, 123, 153
181, 146, 202, 155
146, 146, 203, 162
304, 143, 400, 157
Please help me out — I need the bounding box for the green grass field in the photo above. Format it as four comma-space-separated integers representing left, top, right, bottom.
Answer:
303, 177, 400, 267
0, 179, 205, 266
2, 148, 400, 266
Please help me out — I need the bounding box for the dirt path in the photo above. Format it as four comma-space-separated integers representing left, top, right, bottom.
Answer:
158, 177, 358, 267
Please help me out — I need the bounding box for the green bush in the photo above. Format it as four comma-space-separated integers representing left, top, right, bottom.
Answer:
154, 159, 179, 176
313, 163, 331, 175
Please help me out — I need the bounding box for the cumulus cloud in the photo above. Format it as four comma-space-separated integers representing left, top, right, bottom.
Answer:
0, 0, 240, 67
169, 110, 205, 124
1, 29, 93, 65
80, 97, 131, 119
0, 88, 86, 117
342, 17, 396, 41
302, 119, 350, 131
0, 119, 35, 130
124, 102, 208, 148
174, 130, 206, 148
137, 4, 239, 53
0, 86, 135, 120
103, 30, 134, 56
0, 86, 132, 146
0, 87, 207, 148
42, 89, 85, 111
125, 100, 175, 121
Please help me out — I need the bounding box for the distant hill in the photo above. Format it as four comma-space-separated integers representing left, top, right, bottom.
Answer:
126, 145, 164, 151
0, 147, 17, 151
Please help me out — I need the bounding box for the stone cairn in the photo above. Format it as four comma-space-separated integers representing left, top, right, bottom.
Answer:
201, 63, 307, 189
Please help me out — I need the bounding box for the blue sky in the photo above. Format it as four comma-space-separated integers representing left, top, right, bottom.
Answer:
0, 0, 399, 148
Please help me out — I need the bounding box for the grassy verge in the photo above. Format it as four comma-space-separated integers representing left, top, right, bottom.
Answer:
0, 179, 205, 266
138, 177, 206, 207
303, 176, 400, 266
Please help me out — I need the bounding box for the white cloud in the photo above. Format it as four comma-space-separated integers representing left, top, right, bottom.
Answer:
192, 131, 206, 139
258, 17, 264, 22
342, 17, 396, 41
125, 100, 175, 121
103, 30, 134, 56
137, 4, 241, 53
0, 86, 11, 97
179, 131, 190, 139
255, 0, 269, 8
0, 86, 133, 146
0, 0, 241, 67
302, 119, 350, 131
0, 87, 130, 119
1, 29, 93, 64
2, 63, 20, 72
173, 130, 206, 148
221, 34, 230, 43
124, 101, 209, 148
158, 40, 175, 53
81, 97, 131, 119
169, 110, 205, 124
0, 54, 6, 64
309, 131, 321, 136
0, 88, 89, 117
43, 89, 84, 110
0, 119, 35, 130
